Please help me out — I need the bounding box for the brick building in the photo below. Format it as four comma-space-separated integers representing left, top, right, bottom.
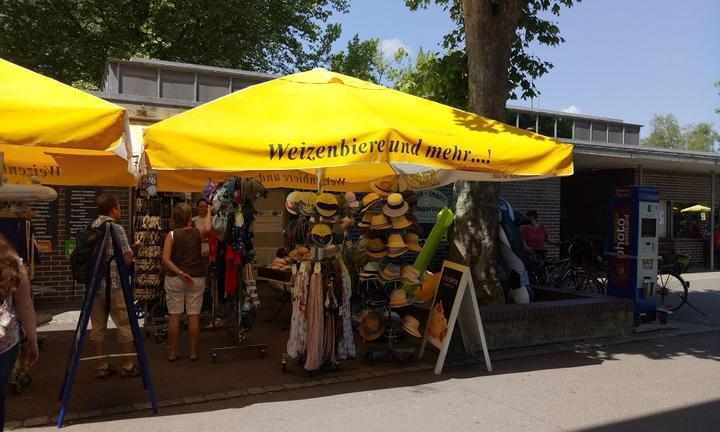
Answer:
27, 57, 720, 307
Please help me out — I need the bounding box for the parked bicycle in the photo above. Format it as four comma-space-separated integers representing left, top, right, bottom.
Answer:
654, 253, 705, 316
527, 238, 599, 293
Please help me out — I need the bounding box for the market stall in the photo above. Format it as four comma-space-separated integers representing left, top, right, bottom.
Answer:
138, 68, 574, 374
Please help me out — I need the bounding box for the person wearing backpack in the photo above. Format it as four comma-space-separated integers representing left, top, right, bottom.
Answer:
88, 192, 137, 379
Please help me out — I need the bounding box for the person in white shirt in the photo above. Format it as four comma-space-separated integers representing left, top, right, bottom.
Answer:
192, 198, 212, 256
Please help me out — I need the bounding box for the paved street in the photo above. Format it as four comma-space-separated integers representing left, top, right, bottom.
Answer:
13, 273, 720, 432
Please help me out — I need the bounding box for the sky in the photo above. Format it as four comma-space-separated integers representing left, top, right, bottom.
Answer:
332, 0, 720, 137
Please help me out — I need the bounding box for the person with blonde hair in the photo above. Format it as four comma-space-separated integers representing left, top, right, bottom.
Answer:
162, 203, 207, 361
0, 233, 38, 430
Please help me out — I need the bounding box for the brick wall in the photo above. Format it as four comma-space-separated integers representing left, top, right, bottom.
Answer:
500, 178, 561, 256
32, 187, 132, 308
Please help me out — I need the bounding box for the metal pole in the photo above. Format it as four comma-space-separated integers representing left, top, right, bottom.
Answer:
638, 164, 644, 186
711, 169, 716, 271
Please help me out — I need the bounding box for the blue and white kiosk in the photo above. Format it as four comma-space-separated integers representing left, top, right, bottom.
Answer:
607, 186, 668, 324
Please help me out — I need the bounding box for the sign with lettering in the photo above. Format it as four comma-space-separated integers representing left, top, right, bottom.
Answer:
31, 198, 58, 251
419, 261, 492, 375
65, 188, 99, 240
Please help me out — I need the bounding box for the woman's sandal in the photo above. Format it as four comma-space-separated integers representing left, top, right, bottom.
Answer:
189, 355, 199, 362
168, 353, 182, 362
97, 364, 117, 379
120, 364, 140, 379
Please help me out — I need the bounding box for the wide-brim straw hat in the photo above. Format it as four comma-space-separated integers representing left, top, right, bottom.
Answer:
404, 233, 422, 252
379, 265, 402, 282
358, 212, 374, 228
402, 265, 421, 285
366, 238, 387, 258
391, 215, 412, 230
361, 192, 383, 213
285, 191, 300, 215
387, 247, 408, 258
383, 193, 409, 218
310, 223, 333, 248
359, 311, 385, 341
370, 214, 392, 231
389, 289, 410, 308
359, 261, 381, 279
387, 233, 406, 249
402, 315, 422, 338
370, 177, 398, 197
316, 192, 339, 217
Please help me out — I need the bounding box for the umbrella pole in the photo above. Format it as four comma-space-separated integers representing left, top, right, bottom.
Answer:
712, 170, 716, 271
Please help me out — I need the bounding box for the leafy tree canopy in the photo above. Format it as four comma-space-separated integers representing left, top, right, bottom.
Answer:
402, 0, 578, 109
642, 114, 719, 153
0, 0, 348, 88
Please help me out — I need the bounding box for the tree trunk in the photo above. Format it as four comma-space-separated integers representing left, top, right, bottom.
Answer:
452, 0, 523, 305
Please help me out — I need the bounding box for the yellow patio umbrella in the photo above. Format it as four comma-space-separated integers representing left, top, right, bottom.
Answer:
143, 68, 573, 191
1, 143, 135, 187
680, 204, 711, 213
0, 58, 126, 151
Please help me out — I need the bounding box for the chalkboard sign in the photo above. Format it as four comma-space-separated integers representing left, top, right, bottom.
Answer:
65, 188, 99, 239
420, 260, 492, 375
31, 198, 58, 252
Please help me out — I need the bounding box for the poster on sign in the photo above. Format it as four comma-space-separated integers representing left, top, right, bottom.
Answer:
419, 260, 492, 375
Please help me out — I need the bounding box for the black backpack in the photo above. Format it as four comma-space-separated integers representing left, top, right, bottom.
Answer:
69, 221, 109, 285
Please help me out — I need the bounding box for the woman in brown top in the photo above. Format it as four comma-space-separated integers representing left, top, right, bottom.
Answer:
162, 203, 207, 361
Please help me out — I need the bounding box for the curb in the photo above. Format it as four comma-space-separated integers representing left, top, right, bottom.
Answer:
10, 324, 720, 429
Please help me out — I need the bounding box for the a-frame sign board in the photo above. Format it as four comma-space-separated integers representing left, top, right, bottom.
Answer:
57, 224, 158, 428
419, 260, 492, 375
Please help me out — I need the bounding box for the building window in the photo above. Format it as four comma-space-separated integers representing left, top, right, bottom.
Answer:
672, 202, 710, 239
538, 116, 555, 137
592, 122, 607, 142
608, 124, 623, 144
625, 125, 640, 145
557, 117, 573, 139
574, 120, 591, 141
519, 113, 536, 131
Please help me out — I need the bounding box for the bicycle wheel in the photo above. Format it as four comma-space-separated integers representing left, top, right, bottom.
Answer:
560, 271, 597, 292
655, 272, 688, 311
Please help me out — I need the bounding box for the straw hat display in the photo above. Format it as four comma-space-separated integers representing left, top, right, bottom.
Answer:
386, 233, 408, 258
370, 177, 398, 197
366, 238, 387, 258
370, 214, 391, 231
361, 192, 383, 213
359, 310, 384, 341
382, 193, 409, 218
388, 288, 410, 308
414, 272, 440, 303
379, 264, 402, 282
403, 232, 422, 252
401, 315, 422, 338
390, 214, 412, 230
359, 261, 381, 280
310, 223, 333, 248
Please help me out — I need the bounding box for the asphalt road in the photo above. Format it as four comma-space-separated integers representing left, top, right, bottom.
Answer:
23, 331, 720, 432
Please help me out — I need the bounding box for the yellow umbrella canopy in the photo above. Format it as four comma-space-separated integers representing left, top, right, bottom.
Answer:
143, 68, 573, 192
1, 143, 135, 187
680, 204, 711, 213
0, 58, 126, 150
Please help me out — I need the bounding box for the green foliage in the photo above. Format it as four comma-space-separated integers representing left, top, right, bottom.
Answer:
404, 0, 578, 102
642, 114, 719, 152
330, 34, 381, 83
0, 0, 348, 87
394, 49, 468, 109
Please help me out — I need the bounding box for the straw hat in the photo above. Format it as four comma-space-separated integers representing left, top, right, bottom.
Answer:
379, 264, 402, 282
359, 310, 384, 341
345, 191, 360, 209
388, 288, 410, 308
357, 212, 374, 228
370, 214, 391, 231
404, 232, 422, 252
310, 223, 333, 248
285, 191, 301, 215
370, 177, 398, 196
383, 193, 409, 218
386, 233, 408, 258
289, 246, 312, 262
359, 261, 381, 279
402, 315, 422, 338
366, 238, 387, 258
401, 265, 421, 285
315, 193, 339, 217
360, 192, 383, 213
414, 272, 440, 303
297, 192, 318, 216
391, 215, 412, 230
